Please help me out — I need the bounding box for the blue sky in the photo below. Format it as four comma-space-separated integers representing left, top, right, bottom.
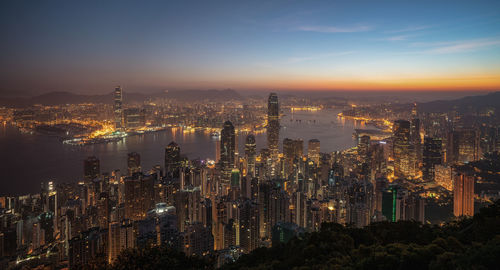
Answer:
1, 0, 500, 93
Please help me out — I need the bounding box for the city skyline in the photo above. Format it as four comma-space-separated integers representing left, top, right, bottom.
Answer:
1, 1, 500, 269
1, 0, 500, 94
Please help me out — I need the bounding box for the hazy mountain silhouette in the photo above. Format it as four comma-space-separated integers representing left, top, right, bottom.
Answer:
0, 89, 243, 107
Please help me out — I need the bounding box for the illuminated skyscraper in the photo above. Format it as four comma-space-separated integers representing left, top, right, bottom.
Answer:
165, 141, 181, 178
447, 128, 480, 164
453, 172, 474, 217
239, 199, 259, 253
84, 156, 100, 181
127, 152, 141, 176
245, 134, 256, 178
283, 138, 303, 176
220, 121, 236, 171
393, 120, 411, 178
114, 86, 123, 129
307, 139, 320, 165
422, 137, 442, 182
267, 93, 280, 176
124, 174, 155, 221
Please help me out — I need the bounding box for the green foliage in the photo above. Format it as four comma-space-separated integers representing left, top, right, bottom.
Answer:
104, 246, 212, 270
225, 200, 500, 270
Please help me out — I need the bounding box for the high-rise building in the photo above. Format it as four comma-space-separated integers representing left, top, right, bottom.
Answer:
434, 165, 453, 191
239, 200, 259, 253
410, 117, 422, 168
447, 128, 480, 164
422, 137, 442, 181
124, 174, 155, 221
84, 156, 100, 181
183, 223, 214, 256
393, 120, 412, 178
220, 121, 236, 172
307, 139, 320, 165
283, 138, 303, 176
108, 220, 136, 264
127, 152, 141, 176
114, 86, 123, 129
267, 93, 280, 176
165, 141, 181, 178
453, 172, 475, 217
245, 134, 257, 178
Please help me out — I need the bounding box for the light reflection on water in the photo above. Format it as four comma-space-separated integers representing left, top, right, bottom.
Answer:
0, 109, 361, 195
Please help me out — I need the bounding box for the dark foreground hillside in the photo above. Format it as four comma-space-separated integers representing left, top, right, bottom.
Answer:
108, 200, 500, 270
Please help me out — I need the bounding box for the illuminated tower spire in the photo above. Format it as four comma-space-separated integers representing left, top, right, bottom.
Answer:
267, 93, 279, 177
114, 86, 123, 129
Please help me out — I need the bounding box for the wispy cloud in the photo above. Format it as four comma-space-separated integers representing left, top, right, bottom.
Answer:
297, 25, 372, 33
383, 35, 413, 41
286, 51, 355, 63
423, 39, 500, 54
253, 51, 355, 68
386, 25, 431, 33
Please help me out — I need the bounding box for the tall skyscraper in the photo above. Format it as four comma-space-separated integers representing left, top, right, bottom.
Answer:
165, 141, 181, 178
447, 128, 480, 164
127, 152, 141, 176
422, 137, 442, 181
267, 93, 280, 176
114, 86, 123, 129
393, 120, 412, 178
245, 134, 256, 178
453, 172, 474, 217
307, 139, 320, 165
220, 121, 236, 171
124, 174, 155, 221
84, 156, 100, 181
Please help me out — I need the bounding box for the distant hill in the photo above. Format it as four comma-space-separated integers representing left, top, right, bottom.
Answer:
419, 91, 500, 114
0, 89, 243, 107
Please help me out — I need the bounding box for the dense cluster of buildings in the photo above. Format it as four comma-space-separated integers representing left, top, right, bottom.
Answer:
1, 92, 499, 269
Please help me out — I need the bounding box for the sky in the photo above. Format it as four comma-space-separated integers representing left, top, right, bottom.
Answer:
1, 0, 500, 95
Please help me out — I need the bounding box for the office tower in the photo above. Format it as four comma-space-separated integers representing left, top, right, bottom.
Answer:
174, 186, 202, 232
393, 120, 412, 178
283, 138, 303, 176
114, 86, 123, 129
410, 118, 422, 168
381, 185, 399, 222
123, 108, 145, 129
457, 128, 480, 163
220, 121, 236, 172
307, 139, 320, 165
267, 93, 280, 175
165, 141, 181, 178
108, 220, 136, 264
434, 165, 453, 191
357, 135, 370, 161
239, 200, 259, 253
422, 137, 442, 181
69, 228, 107, 269
245, 134, 257, 178
84, 156, 100, 181
124, 174, 155, 221
231, 169, 240, 188
453, 172, 475, 217
183, 223, 214, 256
447, 128, 480, 164
41, 181, 57, 216
127, 152, 141, 176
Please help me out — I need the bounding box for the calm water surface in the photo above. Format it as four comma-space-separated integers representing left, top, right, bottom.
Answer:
0, 109, 367, 195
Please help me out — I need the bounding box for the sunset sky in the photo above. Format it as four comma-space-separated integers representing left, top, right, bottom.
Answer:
1, 0, 500, 94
